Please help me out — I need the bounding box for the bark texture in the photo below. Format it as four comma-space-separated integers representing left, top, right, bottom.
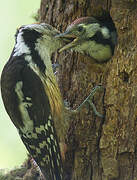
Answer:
39, 0, 137, 180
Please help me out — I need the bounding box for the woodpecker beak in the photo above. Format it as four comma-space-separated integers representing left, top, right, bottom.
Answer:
55, 32, 80, 52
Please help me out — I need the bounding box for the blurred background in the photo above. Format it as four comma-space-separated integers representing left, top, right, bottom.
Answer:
0, 0, 40, 170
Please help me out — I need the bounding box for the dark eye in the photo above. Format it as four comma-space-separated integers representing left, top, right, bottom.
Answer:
77, 26, 83, 32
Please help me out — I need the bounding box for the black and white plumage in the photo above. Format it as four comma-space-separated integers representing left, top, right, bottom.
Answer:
57, 15, 117, 63
1, 22, 106, 180
1, 23, 68, 180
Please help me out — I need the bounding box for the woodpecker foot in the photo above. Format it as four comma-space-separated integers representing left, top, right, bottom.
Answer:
52, 63, 60, 74
76, 85, 104, 118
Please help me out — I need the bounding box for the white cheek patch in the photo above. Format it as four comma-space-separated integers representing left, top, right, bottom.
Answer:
15, 81, 33, 134
101, 27, 110, 39
13, 32, 30, 56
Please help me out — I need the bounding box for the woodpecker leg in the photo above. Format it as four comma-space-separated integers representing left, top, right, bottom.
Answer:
76, 85, 104, 118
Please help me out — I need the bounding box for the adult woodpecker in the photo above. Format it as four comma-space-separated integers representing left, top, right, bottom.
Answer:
1, 23, 102, 180
56, 15, 117, 63
1, 23, 66, 180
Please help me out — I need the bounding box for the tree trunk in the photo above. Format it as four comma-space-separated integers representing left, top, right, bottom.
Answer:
39, 0, 137, 180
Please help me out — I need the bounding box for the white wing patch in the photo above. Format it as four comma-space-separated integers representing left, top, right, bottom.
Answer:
25, 55, 41, 75
15, 81, 33, 134
35, 125, 45, 134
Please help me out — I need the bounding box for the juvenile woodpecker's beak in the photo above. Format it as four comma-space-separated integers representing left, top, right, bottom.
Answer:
55, 32, 80, 52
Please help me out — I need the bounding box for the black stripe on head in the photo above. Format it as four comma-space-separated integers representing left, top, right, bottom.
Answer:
95, 13, 117, 32
22, 29, 46, 73
89, 31, 115, 55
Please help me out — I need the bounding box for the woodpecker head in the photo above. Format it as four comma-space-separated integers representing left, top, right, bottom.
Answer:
56, 16, 117, 63
14, 23, 68, 57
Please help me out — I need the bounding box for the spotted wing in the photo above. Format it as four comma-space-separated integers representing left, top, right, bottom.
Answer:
1, 56, 63, 180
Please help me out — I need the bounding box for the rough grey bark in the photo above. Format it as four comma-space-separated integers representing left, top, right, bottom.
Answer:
38, 0, 137, 180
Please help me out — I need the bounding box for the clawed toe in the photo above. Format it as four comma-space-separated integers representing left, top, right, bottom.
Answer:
76, 85, 104, 117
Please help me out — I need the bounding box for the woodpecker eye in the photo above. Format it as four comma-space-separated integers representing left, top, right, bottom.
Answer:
77, 26, 83, 32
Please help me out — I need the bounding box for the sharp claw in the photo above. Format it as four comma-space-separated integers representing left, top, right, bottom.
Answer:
87, 101, 104, 118
52, 63, 60, 73
76, 85, 104, 117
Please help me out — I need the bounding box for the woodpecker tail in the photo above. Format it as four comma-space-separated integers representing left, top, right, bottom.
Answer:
19, 118, 63, 180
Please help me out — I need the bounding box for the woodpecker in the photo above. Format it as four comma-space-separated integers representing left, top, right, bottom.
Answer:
1, 23, 66, 180
56, 15, 117, 63
1, 23, 102, 180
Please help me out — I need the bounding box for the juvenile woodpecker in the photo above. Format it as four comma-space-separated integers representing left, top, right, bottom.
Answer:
1, 23, 102, 180
56, 16, 117, 62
